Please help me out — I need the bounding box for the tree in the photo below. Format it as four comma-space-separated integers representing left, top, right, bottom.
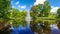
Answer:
30, 1, 51, 34
0, 0, 12, 34
43, 1, 51, 17
8, 8, 27, 27
57, 8, 60, 29
30, 5, 39, 33
0, 0, 11, 30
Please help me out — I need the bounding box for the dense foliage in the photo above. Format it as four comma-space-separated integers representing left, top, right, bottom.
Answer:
0, 0, 60, 34
8, 8, 27, 27
57, 8, 60, 29
0, 0, 11, 30
0, 0, 27, 29
30, 1, 58, 34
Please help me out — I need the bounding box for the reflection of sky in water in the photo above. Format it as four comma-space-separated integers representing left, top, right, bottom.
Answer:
12, 25, 34, 34
50, 24, 58, 30
11, 25, 60, 34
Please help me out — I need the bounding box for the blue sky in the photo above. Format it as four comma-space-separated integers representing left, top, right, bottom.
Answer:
48, 0, 60, 7
11, 0, 35, 11
11, 0, 60, 11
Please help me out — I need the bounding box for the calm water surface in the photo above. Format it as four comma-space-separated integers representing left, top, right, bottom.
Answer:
11, 25, 60, 34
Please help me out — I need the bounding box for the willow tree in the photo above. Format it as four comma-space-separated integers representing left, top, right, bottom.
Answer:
30, 1, 51, 34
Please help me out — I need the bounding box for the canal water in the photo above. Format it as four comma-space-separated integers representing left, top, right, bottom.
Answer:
11, 25, 60, 34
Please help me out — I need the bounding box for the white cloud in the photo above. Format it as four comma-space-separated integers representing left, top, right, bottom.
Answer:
34, 0, 46, 5
51, 6, 59, 13
21, 6, 26, 9
18, 5, 26, 9
15, 1, 19, 5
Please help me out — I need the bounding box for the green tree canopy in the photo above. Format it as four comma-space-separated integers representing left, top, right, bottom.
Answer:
0, 0, 11, 31
0, 0, 11, 21
57, 8, 60, 29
